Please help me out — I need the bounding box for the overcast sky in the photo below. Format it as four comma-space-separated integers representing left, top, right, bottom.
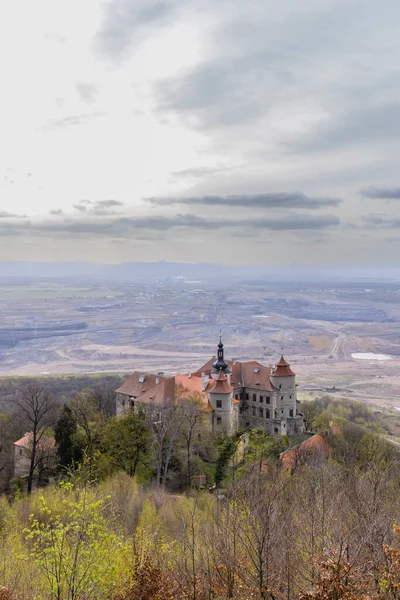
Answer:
1, 0, 400, 267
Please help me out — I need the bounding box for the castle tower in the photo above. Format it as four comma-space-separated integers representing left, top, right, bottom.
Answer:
270, 354, 303, 434
212, 333, 230, 374
207, 370, 238, 433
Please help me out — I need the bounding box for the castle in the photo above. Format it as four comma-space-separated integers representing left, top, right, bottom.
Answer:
115, 337, 304, 436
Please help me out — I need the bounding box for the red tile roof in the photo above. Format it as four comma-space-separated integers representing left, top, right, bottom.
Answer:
116, 372, 168, 397
281, 423, 340, 470
208, 371, 233, 394
231, 361, 277, 391
271, 355, 296, 377
14, 432, 55, 450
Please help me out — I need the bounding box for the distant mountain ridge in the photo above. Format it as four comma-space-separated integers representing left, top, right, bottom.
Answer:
0, 261, 399, 281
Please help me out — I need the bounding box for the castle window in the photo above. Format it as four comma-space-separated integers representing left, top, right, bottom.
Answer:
290, 395, 292, 399
245, 393, 249, 401
279, 384, 282, 389
260, 396, 264, 403
217, 417, 221, 425
252, 394, 256, 402
129, 399, 135, 408
266, 409, 270, 419
246, 421, 250, 427
274, 411, 277, 419
19, 448, 23, 456
252, 407, 256, 416
289, 409, 293, 417
259, 408, 263, 417
281, 396, 283, 401
121, 399, 126, 407
216, 399, 222, 408
274, 428, 279, 433
266, 396, 270, 404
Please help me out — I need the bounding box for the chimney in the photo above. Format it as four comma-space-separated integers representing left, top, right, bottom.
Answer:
201, 373, 209, 392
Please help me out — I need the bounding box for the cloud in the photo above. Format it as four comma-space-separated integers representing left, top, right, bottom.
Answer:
72, 200, 124, 215
73, 203, 88, 213
297, 103, 400, 153
0, 211, 24, 218
44, 113, 104, 130
0, 212, 340, 241
95, 200, 124, 208
49, 209, 63, 215
95, 0, 176, 61
147, 192, 342, 210
361, 186, 400, 199
76, 82, 98, 105
362, 214, 400, 227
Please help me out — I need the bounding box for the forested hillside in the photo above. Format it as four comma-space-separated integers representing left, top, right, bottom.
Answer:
1, 380, 400, 598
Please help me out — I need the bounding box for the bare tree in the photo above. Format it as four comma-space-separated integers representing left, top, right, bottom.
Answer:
144, 401, 186, 487
180, 395, 204, 487
91, 387, 116, 418
16, 383, 57, 494
235, 467, 287, 599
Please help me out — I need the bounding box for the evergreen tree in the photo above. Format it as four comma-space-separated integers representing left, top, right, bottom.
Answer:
54, 405, 81, 469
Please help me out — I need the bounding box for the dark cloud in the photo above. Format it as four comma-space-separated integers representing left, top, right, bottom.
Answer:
0, 212, 340, 241
76, 82, 98, 105
362, 214, 400, 227
71, 200, 125, 216
73, 203, 88, 213
361, 186, 400, 199
156, 58, 281, 129
296, 102, 400, 153
49, 209, 63, 215
95, 0, 175, 61
95, 200, 124, 208
147, 192, 341, 210
0, 211, 24, 218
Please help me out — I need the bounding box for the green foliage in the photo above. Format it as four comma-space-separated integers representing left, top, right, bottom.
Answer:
302, 395, 383, 435
215, 432, 242, 485
25, 483, 127, 600
101, 410, 150, 479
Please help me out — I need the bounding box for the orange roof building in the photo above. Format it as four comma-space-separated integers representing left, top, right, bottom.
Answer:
116, 337, 304, 436
280, 423, 341, 470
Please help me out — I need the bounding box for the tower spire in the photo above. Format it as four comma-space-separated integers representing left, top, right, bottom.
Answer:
213, 332, 228, 372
